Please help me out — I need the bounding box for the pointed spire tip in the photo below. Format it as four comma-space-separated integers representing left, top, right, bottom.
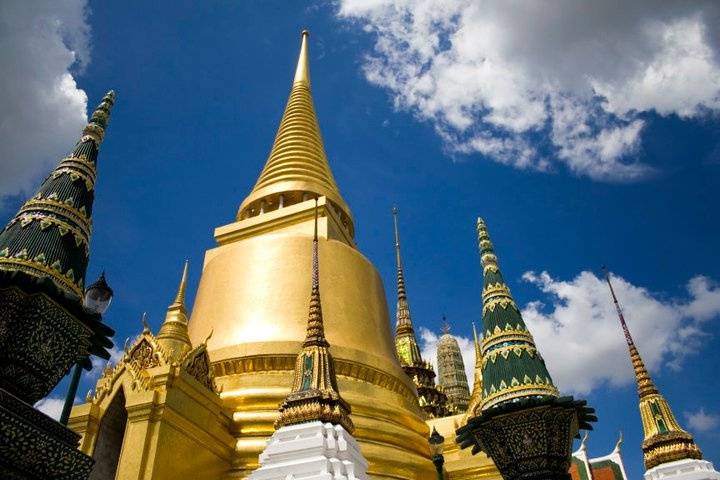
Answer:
294, 29, 311, 85
172, 259, 189, 307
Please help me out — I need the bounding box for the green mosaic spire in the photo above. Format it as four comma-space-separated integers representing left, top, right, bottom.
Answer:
476, 218, 558, 411
0, 91, 115, 301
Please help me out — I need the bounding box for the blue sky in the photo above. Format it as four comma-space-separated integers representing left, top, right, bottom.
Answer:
1, 2, 719, 478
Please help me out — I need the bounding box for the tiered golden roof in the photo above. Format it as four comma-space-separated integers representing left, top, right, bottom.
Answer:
237, 31, 353, 236
604, 269, 702, 470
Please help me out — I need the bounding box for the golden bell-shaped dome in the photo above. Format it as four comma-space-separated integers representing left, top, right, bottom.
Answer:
187, 32, 434, 478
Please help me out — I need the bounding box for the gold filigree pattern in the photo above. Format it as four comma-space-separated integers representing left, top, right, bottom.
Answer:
480, 383, 560, 411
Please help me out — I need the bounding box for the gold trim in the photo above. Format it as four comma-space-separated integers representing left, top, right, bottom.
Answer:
16, 213, 89, 250
482, 282, 511, 300
19, 198, 91, 238
480, 383, 559, 411
52, 166, 95, 191
482, 296, 517, 315
211, 355, 418, 403
482, 343, 538, 366
0, 257, 82, 297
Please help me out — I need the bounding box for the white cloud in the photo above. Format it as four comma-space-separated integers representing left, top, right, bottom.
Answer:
34, 396, 65, 420
338, 1, 720, 181
0, 1, 90, 202
84, 344, 124, 381
419, 327, 477, 390
685, 407, 720, 433
521, 271, 720, 394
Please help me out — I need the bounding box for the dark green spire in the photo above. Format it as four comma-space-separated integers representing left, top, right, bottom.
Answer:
476, 218, 558, 411
0, 91, 115, 300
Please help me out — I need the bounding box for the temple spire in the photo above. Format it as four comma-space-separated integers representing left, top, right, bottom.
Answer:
276, 200, 353, 432
238, 31, 352, 237
437, 316, 471, 412
391, 207, 448, 418
0, 91, 116, 299
603, 267, 702, 470
476, 218, 558, 411
602, 267, 658, 398
293, 30, 310, 86
392, 207, 418, 339
466, 319, 483, 417
156, 260, 192, 362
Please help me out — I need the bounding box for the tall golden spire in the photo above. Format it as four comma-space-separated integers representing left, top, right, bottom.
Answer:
466, 320, 483, 417
276, 201, 353, 432
391, 207, 448, 417
238, 31, 352, 236
393, 208, 420, 349
156, 260, 192, 362
603, 268, 702, 470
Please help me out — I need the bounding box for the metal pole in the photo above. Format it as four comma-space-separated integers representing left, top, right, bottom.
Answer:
432, 454, 444, 480
59, 362, 83, 425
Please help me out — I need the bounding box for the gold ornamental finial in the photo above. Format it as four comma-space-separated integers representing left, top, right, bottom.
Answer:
294, 30, 310, 86
237, 31, 353, 237
603, 267, 702, 470
276, 200, 353, 432
157, 260, 193, 362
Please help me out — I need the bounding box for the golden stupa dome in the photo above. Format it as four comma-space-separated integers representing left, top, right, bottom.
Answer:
187, 31, 435, 478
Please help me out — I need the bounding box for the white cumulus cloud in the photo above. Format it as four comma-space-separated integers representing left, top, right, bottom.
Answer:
337, 1, 720, 181
418, 271, 720, 396
84, 344, 124, 381
521, 271, 720, 394
34, 396, 65, 420
0, 1, 91, 203
685, 407, 720, 433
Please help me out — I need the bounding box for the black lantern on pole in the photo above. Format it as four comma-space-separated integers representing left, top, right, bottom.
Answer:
429, 427, 445, 480
59, 273, 114, 425
83, 272, 113, 315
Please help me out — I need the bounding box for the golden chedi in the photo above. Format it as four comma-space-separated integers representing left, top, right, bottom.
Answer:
187, 31, 434, 479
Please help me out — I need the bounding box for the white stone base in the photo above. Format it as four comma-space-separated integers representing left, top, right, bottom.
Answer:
645, 459, 720, 480
249, 421, 369, 480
